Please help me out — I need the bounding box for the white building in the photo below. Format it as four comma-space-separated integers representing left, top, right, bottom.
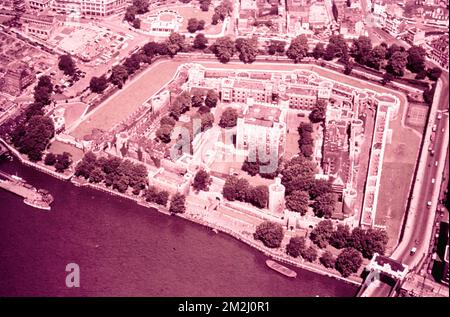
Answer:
51, 0, 126, 16
268, 177, 285, 215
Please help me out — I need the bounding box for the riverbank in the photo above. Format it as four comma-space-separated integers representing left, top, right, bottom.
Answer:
5, 147, 363, 288
0, 158, 358, 297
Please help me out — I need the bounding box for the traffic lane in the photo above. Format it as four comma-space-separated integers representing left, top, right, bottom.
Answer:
400, 114, 448, 265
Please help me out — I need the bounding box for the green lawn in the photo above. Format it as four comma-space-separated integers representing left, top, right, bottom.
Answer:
48, 140, 84, 162
70, 61, 182, 139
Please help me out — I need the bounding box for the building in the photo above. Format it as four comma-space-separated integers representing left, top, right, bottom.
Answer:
236, 98, 287, 160
27, 0, 51, 10
0, 62, 35, 96
21, 13, 59, 40
51, 0, 126, 16
404, 27, 425, 46
268, 177, 285, 215
383, 13, 406, 36
429, 34, 449, 70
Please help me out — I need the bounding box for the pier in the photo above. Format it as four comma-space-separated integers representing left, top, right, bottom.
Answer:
0, 171, 53, 210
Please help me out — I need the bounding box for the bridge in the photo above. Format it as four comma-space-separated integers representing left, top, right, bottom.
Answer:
357, 253, 409, 297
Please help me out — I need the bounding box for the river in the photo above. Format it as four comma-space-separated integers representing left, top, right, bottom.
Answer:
0, 158, 357, 297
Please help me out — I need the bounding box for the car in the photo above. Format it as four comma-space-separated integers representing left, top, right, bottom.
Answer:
427, 201, 432, 208
435, 161, 438, 166
432, 178, 435, 184
437, 113, 442, 120
432, 125, 437, 132
430, 150, 435, 156
410, 247, 417, 255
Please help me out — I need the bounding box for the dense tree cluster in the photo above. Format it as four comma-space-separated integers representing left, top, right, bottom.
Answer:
241, 154, 280, 179
54, 152, 72, 172
285, 190, 309, 215
110, 65, 129, 88
11, 115, 55, 162
301, 246, 318, 262
311, 192, 337, 218
75, 152, 148, 195
169, 193, 186, 214
254, 221, 284, 248
406, 46, 426, 74
280, 155, 316, 195
319, 251, 335, 268
309, 221, 389, 259
169, 91, 191, 120
323, 35, 347, 61
335, 248, 362, 277
192, 170, 212, 192
223, 175, 269, 209
213, 0, 233, 23
267, 40, 286, 55
187, 18, 206, 33
350, 36, 372, 65
33, 75, 53, 106
199, 0, 211, 11
312, 42, 325, 60
205, 89, 219, 108
218, 107, 238, 128
124, 0, 148, 24
145, 185, 169, 206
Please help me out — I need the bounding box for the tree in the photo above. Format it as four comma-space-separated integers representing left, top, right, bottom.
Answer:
381, 72, 394, 85
54, 152, 72, 172
169, 91, 191, 119
191, 93, 204, 108
286, 236, 306, 258
329, 224, 351, 249
214, 0, 233, 21
192, 170, 212, 192
285, 190, 309, 215
281, 155, 316, 194
248, 185, 269, 208
332, 1, 338, 21
58, 54, 76, 77
222, 175, 250, 202
387, 51, 408, 77
320, 251, 335, 268
386, 43, 405, 59
343, 60, 353, 75
123, 53, 141, 74
110, 65, 129, 88
427, 67, 442, 81
286, 35, 309, 63
312, 42, 325, 60
301, 246, 318, 262
324, 35, 348, 60
187, 18, 199, 33
423, 84, 436, 106
235, 38, 258, 64
309, 179, 332, 199
166, 32, 185, 56
312, 193, 336, 218
124, 6, 137, 22
156, 124, 172, 143
335, 248, 362, 277
34, 76, 53, 106
366, 45, 386, 70
267, 40, 286, 55
205, 89, 219, 108
160, 116, 176, 127
212, 36, 235, 63
310, 220, 334, 248
193, 33, 208, 50
415, 69, 427, 80
133, 17, 141, 29
200, 112, 215, 131
407, 46, 426, 73
350, 36, 372, 65
211, 13, 220, 25
74, 152, 97, 179
253, 221, 284, 248
219, 107, 238, 128
11, 115, 55, 162
132, 0, 149, 14
169, 193, 186, 214
44, 152, 56, 166
198, 20, 205, 31
89, 167, 105, 183
200, 0, 210, 11
89, 75, 108, 93
348, 228, 388, 259
309, 99, 327, 123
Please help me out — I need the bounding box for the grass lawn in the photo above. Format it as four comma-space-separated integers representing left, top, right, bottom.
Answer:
375, 162, 415, 252
176, 6, 214, 31
48, 140, 84, 162
70, 61, 182, 139
62, 102, 89, 128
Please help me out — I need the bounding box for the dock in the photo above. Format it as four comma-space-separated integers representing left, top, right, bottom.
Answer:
0, 171, 53, 210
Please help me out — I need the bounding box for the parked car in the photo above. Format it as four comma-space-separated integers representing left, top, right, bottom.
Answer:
410, 247, 417, 255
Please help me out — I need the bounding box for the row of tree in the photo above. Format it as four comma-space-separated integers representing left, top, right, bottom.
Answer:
223, 175, 269, 209
10, 76, 56, 162
253, 221, 363, 277
310, 220, 388, 259
44, 152, 72, 172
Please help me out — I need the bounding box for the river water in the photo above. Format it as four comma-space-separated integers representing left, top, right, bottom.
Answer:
0, 158, 357, 297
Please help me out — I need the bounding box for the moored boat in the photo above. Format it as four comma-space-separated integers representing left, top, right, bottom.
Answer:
266, 259, 297, 278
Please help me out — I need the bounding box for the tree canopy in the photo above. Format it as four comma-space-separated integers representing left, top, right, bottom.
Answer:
286, 236, 306, 258
254, 221, 284, 248
286, 35, 309, 63
335, 248, 362, 277
310, 220, 333, 248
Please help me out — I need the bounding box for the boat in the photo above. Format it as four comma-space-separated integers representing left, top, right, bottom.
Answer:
212, 228, 218, 234
266, 259, 297, 278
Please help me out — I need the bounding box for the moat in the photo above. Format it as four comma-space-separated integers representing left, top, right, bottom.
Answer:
0, 159, 357, 297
